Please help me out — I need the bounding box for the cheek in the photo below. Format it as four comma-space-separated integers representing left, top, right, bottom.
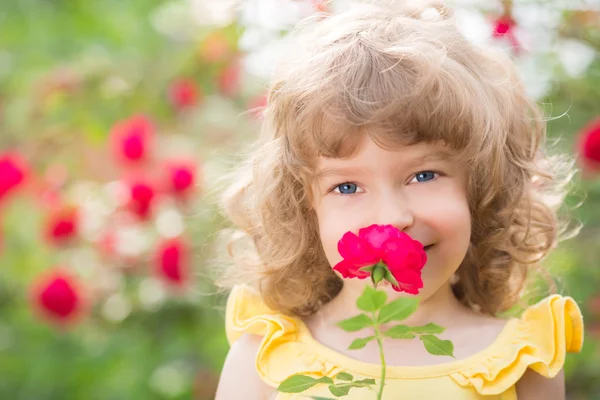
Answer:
316, 210, 344, 267
417, 182, 471, 238
316, 201, 363, 267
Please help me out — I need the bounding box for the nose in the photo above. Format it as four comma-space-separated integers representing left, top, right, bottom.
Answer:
374, 190, 414, 232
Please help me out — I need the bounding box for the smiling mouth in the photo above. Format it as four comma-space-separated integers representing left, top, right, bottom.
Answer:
424, 244, 435, 251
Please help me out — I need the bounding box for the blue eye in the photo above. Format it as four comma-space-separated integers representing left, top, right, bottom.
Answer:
414, 171, 437, 183
335, 183, 358, 194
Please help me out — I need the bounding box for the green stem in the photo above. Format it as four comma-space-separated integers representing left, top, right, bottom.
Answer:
372, 312, 386, 400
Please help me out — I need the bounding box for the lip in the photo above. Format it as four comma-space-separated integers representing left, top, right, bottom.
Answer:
424, 244, 434, 252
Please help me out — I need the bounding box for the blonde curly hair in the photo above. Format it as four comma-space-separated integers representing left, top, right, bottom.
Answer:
214, 0, 578, 317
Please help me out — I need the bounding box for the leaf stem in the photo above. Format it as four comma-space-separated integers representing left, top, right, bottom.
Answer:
372, 312, 386, 400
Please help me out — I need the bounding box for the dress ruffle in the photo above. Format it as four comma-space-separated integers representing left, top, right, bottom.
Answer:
226, 285, 344, 386
448, 294, 583, 395
226, 285, 584, 393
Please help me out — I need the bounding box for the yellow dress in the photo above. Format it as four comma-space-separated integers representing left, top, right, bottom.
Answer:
225, 285, 584, 399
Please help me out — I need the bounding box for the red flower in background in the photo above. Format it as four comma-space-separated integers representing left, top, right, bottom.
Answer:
168, 79, 201, 110
333, 224, 426, 294
127, 179, 156, 219
45, 205, 78, 246
31, 269, 86, 326
163, 159, 198, 197
492, 15, 521, 53
0, 152, 28, 203
578, 117, 600, 175
110, 114, 154, 164
218, 62, 241, 97
155, 238, 189, 286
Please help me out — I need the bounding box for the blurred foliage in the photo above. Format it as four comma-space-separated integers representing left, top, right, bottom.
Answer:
0, 1, 599, 400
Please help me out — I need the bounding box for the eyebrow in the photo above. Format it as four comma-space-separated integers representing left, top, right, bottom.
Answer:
314, 150, 455, 181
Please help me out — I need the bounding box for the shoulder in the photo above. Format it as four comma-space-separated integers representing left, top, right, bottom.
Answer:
516, 367, 565, 400
215, 333, 276, 400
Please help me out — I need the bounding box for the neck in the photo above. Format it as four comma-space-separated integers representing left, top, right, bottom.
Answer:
309, 281, 468, 330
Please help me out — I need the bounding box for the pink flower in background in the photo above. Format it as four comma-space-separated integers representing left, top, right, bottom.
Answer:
199, 32, 231, 63
168, 78, 201, 110
164, 159, 198, 197
127, 179, 156, 219
334, 224, 427, 294
492, 15, 515, 36
577, 117, 600, 175
96, 230, 117, 259
248, 94, 268, 119
0, 151, 28, 203
218, 61, 241, 97
110, 114, 154, 164
31, 269, 86, 325
491, 15, 521, 53
45, 205, 78, 246
311, 0, 328, 12
155, 238, 189, 286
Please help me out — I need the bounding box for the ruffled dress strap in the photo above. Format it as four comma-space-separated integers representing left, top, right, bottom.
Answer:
225, 284, 342, 387
449, 294, 584, 395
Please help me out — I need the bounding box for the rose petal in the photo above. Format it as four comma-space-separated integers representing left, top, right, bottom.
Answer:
381, 239, 409, 268
359, 224, 392, 250
390, 268, 423, 294
337, 231, 379, 266
333, 259, 371, 279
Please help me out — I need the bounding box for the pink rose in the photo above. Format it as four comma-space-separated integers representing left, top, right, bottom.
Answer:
155, 238, 189, 287
30, 269, 87, 326
578, 117, 600, 175
0, 151, 28, 203
45, 204, 79, 246
162, 159, 198, 197
127, 179, 156, 219
109, 114, 154, 164
168, 78, 201, 110
333, 224, 426, 294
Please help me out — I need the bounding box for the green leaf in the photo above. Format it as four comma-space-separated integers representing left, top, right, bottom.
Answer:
411, 323, 445, 335
384, 325, 415, 339
356, 285, 387, 312
353, 378, 377, 386
337, 314, 373, 332
420, 335, 455, 357
278, 375, 319, 393
377, 297, 419, 324
335, 372, 353, 381
329, 384, 352, 396
317, 377, 334, 384
312, 397, 336, 400
348, 336, 375, 350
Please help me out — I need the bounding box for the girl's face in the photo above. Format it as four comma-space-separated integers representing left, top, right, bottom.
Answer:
311, 136, 471, 301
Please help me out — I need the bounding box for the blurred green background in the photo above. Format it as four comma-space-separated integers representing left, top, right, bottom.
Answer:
0, 1, 599, 399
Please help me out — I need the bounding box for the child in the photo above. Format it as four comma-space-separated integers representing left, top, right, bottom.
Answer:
214, 1, 584, 399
